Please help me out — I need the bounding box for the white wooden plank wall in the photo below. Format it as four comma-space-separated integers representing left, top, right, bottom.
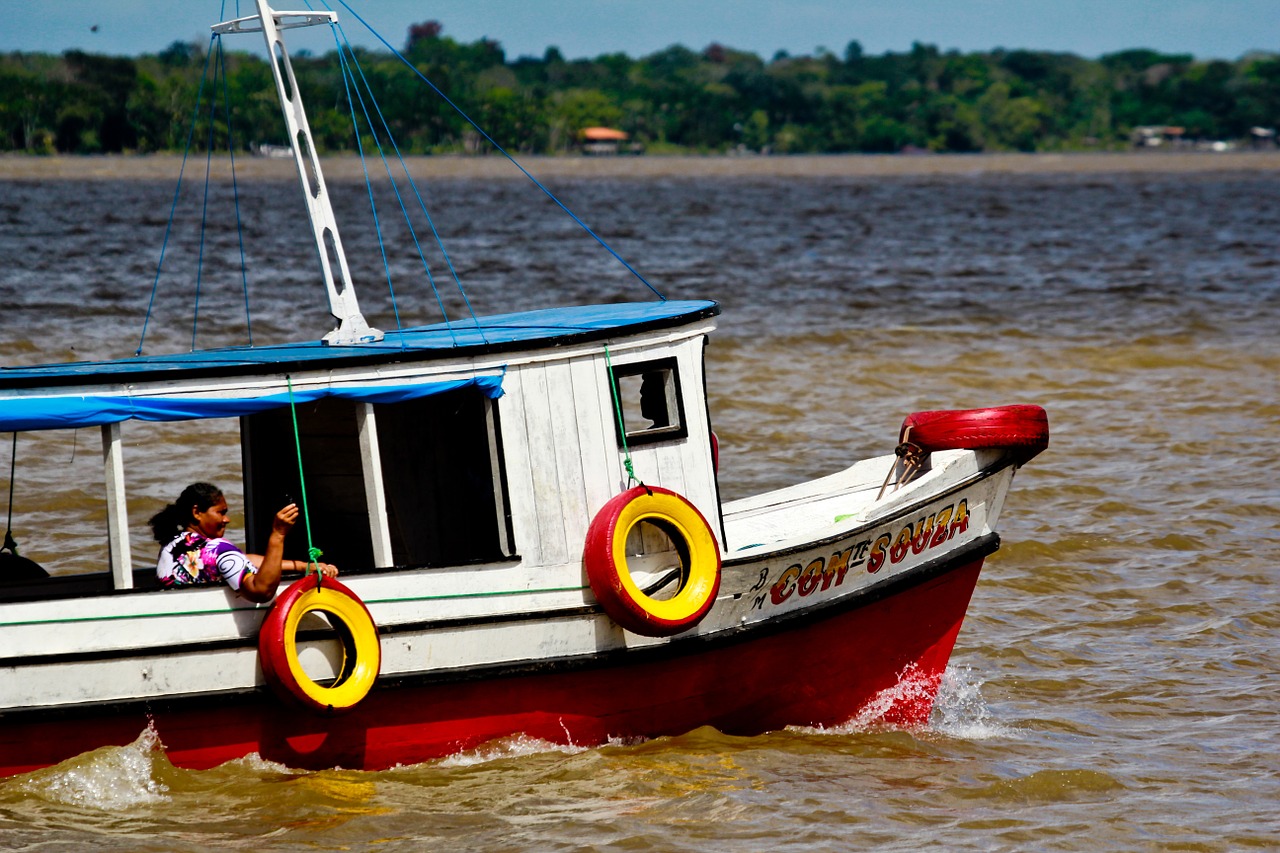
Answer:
568, 354, 621, 539
493, 367, 542, 568
546, 364, 590, 561
675, 344, 718, 517
499, 336, 721, 571
513, 365, 571, 568
602, 339, 721, 548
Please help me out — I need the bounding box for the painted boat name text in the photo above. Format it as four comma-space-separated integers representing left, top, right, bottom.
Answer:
761, 500, 970, 608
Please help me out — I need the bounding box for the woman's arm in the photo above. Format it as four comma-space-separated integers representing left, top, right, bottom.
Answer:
238, 504, 297, 603
246, 554, 339, 576
241, 504, 338, 602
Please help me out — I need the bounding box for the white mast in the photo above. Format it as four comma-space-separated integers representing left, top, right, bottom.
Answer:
213, 2, 382, 345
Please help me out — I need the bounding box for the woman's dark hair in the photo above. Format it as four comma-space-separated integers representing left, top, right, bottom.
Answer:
148, 482, 223, 544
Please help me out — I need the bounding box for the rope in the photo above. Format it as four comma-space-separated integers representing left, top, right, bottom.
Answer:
877, 426, 926, 500
191, 37, 223, 352
342, 46, 480, 341
325, 18, 480, 345
330, 27, 408, 349
218, 37, 254, 346
286, 376, 324, 588
603, 346, 642, 489
331, 0, 666, 301
135, 33, 218, 357
3, 433, 17, 555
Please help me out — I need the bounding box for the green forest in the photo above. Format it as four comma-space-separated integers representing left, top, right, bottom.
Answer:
2, 21, 1278, 156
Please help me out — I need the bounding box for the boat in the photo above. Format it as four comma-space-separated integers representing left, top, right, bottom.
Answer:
0, 2, 1048, 777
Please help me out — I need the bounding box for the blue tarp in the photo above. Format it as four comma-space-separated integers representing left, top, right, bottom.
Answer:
0, 299, 720, 433
0, 301, 718, 385
0, 374, 504, 433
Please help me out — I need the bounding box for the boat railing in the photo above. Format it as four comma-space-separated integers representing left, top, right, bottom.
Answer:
0, 568, 161, 604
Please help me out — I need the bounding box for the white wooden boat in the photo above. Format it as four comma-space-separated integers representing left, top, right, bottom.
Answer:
0, 2, 1047, 775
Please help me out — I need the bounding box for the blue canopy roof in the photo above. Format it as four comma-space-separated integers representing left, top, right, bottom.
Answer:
0, 300, 718, 389
0, 300, 719, 432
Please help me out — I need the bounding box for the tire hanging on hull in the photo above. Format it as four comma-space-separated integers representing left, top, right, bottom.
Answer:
584, 485, 721, 637
259, 577, 381, 714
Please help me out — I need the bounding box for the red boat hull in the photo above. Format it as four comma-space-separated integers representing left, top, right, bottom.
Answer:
0, 557, 984, 776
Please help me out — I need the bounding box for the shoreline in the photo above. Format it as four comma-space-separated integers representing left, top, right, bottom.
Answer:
2, 150, 1279, 181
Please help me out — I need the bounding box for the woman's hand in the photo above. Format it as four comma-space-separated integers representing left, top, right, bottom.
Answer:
240, 503, 299, 603
272, 503, 299, 535
297, 560, 339, 578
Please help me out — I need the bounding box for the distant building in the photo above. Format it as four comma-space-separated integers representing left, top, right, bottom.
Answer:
1130, 126, 1187, 148
251, 142, 293, 159
577, 127, 640, 156
1250, 127, 1277, 149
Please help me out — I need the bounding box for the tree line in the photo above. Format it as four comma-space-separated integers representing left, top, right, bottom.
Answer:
2, 23, 1278, 156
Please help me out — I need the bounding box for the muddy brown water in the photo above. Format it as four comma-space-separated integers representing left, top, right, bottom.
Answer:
0, 153, 1277, 851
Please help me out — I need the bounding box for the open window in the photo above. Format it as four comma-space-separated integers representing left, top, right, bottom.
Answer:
242, 398, 374, 571
610, 356, 688, 448
373, 390, 513, 567
241, 385, 513, 572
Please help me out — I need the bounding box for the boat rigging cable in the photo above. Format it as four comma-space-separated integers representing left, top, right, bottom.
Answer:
327, 20, 461, 342
138, 0, 666, 359
333, 39, 409, 345
139, 8, 450, 354
2, 434, 17, 557
217, 39, 256, 348
324, 0, 667, 300
192, 50, 217, 352
135, 33, 217, 357
0, 434, 47, 580
139, 26, 258, 355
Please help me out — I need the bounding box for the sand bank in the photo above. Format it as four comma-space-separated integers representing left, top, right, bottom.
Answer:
2, 150, 1279, 181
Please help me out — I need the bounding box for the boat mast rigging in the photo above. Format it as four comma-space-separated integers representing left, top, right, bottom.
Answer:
212, 1, 383, 346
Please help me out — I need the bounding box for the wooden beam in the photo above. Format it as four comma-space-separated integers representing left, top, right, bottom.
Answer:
101, 422, 133, 589
356, 403, 393, 568
486, 397, 514, 557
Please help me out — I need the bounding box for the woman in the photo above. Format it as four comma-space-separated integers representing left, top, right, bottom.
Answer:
149, 482, 337, 603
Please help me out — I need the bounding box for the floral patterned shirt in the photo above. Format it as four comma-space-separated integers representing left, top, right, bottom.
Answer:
156, 531, 254, 591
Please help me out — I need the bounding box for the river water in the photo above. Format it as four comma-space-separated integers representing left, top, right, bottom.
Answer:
0, 154, 1277, 851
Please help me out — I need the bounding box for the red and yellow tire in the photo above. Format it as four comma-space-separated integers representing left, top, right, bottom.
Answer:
901, 405, 1049, 457
259, 577, 380, 714
584, 485, 721, 637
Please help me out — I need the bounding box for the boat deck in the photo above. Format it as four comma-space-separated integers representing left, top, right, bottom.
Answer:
721, 449, 977, 555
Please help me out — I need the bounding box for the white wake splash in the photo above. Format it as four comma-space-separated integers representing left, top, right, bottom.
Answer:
789, 663, 1017, 741
929, 664, 1019, 740
19, 722, 170, 808
434, 733, 595, 768
850, 662, 942, 728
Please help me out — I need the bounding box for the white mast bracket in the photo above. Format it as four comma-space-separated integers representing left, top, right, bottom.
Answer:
214, 1, 383, 347
212, 11, 336, 36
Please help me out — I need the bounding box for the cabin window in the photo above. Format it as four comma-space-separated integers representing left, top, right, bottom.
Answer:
610, 357, 687, 447
241, 387, 513, 571
373, 391, 513, 567
0, 419, 247, 601
0, 428, 115, 598
242, 398, 375, 571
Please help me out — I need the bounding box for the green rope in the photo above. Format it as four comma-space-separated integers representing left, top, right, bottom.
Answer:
285, 376, 324, 586
3, 433, 19, 555
603, 345, 641, 488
